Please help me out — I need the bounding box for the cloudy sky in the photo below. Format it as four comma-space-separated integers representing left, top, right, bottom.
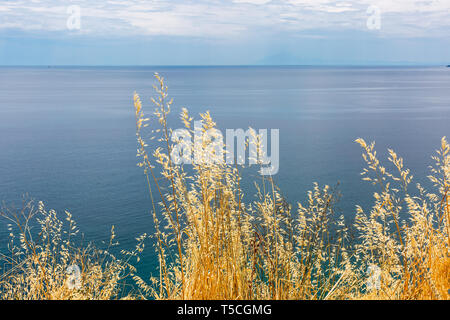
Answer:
0, 0, 449, 65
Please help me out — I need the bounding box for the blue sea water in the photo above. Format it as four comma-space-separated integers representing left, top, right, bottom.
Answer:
0, 66, 449, 275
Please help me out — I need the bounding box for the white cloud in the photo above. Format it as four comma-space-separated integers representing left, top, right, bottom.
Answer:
0, 0, 448, 38
232, 0, 272, 4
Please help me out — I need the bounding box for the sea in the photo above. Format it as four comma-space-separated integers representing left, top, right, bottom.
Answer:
0, 66, 449, 275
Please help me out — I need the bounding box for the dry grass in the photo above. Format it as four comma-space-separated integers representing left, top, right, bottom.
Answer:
132, 74, 449, 300
353, 138, 449, 299
0, 200, 146, 300
0, 73, 448, 300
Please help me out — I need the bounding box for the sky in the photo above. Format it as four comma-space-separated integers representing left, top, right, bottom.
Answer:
0, 0, 449, 65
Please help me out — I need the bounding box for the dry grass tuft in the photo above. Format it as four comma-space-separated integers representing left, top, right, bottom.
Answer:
133, 74, 449, 300
1, 73, 447, 300
0, 200, 146, 300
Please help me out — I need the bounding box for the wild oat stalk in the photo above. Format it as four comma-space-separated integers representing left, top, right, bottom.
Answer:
134, 74, 357, 300
134, 74, 448, 300
354, 137, 449, 299
0, 200, 146, 300
3, 73, 447, 300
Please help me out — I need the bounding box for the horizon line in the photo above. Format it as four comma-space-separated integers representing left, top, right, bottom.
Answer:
0, 64, 447, 68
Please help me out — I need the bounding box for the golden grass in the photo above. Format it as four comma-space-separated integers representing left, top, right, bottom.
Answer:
0, 73, 448, 300
0, 201, 146, 300
131, 73, 449, 300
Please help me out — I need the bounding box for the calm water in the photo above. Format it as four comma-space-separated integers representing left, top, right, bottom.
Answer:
0, 66, 449, 273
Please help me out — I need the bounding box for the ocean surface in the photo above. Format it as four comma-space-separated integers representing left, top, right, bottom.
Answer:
0, 66, 449, 274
